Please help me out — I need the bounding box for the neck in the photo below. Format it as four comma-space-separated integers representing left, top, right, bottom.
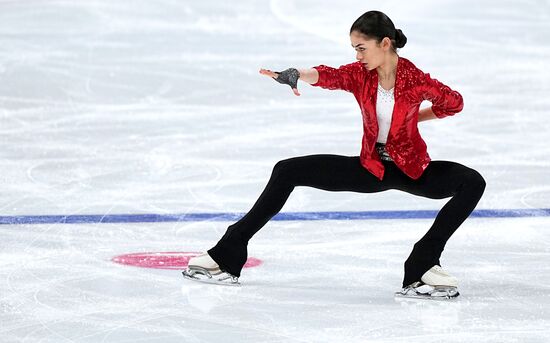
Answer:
376, 53, 399, 81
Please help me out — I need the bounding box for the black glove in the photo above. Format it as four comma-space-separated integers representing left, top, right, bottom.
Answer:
273, 68, 300, 91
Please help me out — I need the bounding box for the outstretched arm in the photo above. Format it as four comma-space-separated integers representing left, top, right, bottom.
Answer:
260, 62, 364, 95
296, 68, 320, 84
259, 68, 319, 96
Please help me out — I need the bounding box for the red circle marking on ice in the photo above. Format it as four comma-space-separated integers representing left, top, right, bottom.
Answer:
111, 252, 262, 270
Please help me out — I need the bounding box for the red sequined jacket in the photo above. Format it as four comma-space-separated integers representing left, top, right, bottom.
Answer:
311, 57, 463, 180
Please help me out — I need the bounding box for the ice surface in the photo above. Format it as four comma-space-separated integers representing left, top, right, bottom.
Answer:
1, 0, 549, 342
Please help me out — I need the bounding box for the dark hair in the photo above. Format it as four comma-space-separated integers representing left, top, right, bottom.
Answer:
350, 11, 407, 51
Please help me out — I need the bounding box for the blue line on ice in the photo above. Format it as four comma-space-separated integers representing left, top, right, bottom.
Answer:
1, 209, 549, 225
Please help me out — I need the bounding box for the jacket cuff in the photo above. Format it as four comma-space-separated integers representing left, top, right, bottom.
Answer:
431, 105, 448, 119
310, 65, 325, 87
432, 91, 464, 118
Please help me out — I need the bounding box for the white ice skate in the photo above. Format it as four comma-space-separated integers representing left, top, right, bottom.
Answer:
395, 265, 459, 300
182, 253, 240, 286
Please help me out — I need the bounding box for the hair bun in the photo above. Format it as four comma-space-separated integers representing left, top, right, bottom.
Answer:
394, 29, 407, 48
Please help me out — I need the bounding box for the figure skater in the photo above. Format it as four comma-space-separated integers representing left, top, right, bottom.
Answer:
183, 10, 486, 299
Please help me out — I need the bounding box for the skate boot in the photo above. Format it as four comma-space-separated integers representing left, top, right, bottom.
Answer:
395, 265, 459, 300
182, 253, 240, 286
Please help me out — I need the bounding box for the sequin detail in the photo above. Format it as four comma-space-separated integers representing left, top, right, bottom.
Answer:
377, 83, 394, 102
274, 68, 300, 89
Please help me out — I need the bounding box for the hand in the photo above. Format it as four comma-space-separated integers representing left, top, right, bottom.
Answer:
259, 68, 301, 96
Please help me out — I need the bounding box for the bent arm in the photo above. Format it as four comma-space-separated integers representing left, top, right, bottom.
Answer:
418, 107, 437, 122
421, 73, 464, 118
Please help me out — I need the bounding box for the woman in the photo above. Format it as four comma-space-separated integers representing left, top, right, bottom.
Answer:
183, 10, 486, 299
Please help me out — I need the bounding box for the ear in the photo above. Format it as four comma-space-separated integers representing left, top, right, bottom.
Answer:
382, 37, 392, 51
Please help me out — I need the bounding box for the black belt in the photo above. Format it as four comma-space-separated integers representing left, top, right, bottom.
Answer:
375, 143, 393, 161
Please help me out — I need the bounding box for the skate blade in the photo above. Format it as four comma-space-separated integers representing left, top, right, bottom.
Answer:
394, 286, 459, 301
182, 268, 240, 286
394, 292, 459, 301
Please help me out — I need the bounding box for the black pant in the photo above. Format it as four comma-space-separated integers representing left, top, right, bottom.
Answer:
208, 155, 486, 287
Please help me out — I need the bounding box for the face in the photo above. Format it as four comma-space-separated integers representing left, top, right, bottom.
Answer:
350, 31, 392, 71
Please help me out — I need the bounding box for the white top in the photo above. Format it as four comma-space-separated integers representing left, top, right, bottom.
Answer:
376, 83, 395, 144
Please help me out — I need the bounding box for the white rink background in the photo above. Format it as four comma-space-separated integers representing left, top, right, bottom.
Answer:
1, 0, 550, 342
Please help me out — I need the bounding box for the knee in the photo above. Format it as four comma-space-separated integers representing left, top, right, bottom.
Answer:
464, 168, 486, 195
272, 158, 296, 180
273, 158, 295, 174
